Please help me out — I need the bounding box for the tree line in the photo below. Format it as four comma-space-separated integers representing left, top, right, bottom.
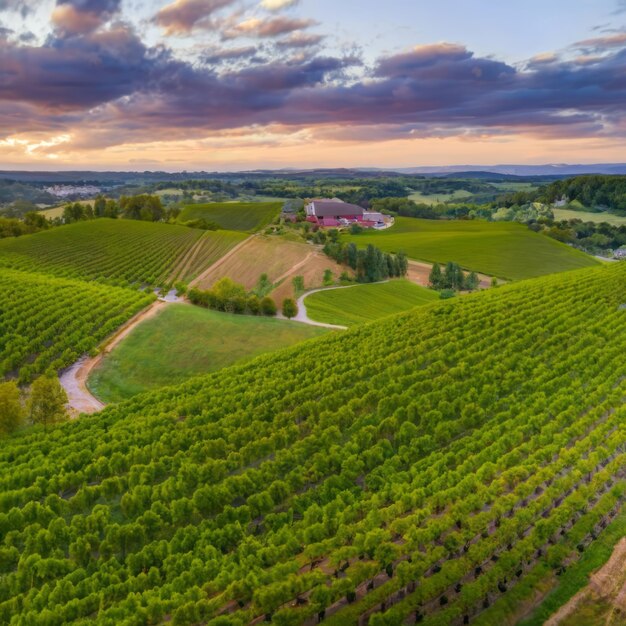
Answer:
323, 241, 408, 283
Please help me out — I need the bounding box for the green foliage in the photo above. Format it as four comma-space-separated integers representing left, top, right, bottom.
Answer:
282, 298, 298, 319
305, 280, 438, 326
292, 275, 305, 295
323, 241, 408, 283
119, 195, 164, 222
28, 375, 68, 427
1, 263, 626, 625
0, 268, 153, 382
541, 175, 626, 212
0, 381, 23, 436
178, 202, 282, 232
188, 278, 276, 317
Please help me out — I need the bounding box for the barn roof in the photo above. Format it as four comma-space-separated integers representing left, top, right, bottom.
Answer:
311, 200, 364, 217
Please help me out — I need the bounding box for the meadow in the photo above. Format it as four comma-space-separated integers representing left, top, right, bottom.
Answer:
178, 201, 283, 232
344, 217, 599, 280
2, 262, 626, 624
408, 189, 474, 204
87, 304, 329, 402
0, 268, 153, 383
0, 219, 246, 287
304, 279, 439, 326
553, 208, 626, 225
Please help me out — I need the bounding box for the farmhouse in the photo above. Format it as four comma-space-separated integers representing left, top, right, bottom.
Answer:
305, 198, 390, 228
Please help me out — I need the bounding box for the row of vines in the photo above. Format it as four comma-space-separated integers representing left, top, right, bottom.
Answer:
0, 263, 626, 624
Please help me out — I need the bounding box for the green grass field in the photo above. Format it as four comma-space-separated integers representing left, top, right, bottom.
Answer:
344, 217, 599, 280
0, 219, 246, 286
179, 201, 283, 232
553, 208, 626, 225
408, 189, 474, 204
87, 304, 330, 402
304, 279, 439, 326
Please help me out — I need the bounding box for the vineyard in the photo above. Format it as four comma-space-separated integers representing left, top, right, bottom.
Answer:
1, 262, 626, 624
304, 280, 439, 326
0, 268, 153, 383
178, 201, 283, 232
344, 217, 599, 280
0, 220, 246, 287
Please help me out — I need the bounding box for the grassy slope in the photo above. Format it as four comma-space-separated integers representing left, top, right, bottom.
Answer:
304, 279, 439, 326
553, 208, 626, 225
0, 219, 245, 286
344, 217, 599, 280
87, 304, 330, 402
179, 201, 283, 232
408, 189, 474, 204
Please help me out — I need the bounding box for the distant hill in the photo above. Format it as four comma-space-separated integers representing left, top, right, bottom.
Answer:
394, 163, 626, 176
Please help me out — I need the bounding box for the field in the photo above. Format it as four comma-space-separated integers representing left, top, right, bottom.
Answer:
0, 219, 246, 287
2, 262, 626, 624
304, 279, 439, 326
194, 235, 347, 300
553, 208, 626, 225
0, 268, 153, 383
37, 205, 66, 219
409, 189, 474, 204
344, 217, 599, 280
87, 304, 330, 402
178, 201, 283, 232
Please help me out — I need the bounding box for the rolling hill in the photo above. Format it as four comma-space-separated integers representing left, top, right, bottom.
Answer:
1, 262, 626, 624
0, 219, 247, 287
178, 201, 283, 232
304, 279, 439, 327
344, 217, 599, 280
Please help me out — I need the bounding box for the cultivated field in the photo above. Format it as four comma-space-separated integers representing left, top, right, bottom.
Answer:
344, 217, 599, 280
304, 279, 439, 326
552, 208, 626, 225
179, 201, 283, 232
87, 304, 329, 402
194, 235, 347, 300
3, 263, 626, 624
0, 268, 153, 383
409, 189, 474, 204
0, 219, 246, 286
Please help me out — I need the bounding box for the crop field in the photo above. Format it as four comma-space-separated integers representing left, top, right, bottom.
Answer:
0, 219, 245, 287
179, 201, 283, 232
87, 304, 330, 402
0, 268, 153, 383
194, 235, 346, 300
304, 279, 439, 326
2, 262, 626, 624
409, 189, 474, 204
553, 208, 626, 225
344, 216, 599, 280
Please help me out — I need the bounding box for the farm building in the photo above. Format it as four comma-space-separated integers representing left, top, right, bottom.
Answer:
305, 199, 390, 228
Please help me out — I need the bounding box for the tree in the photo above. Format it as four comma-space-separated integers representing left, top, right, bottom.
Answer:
292, 275, 305, 294
260, 297, 277, 316
0, 381, 23, 436
29, 376, 68, 427
429, 262, 443, 289
282, 299, 298, 319
465, 271, 480, 291
323, 269, 334, 286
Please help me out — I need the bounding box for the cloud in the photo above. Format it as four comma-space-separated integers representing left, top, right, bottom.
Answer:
203, 45, 258, 64
0, 0, 35, 17
276, 32, 324, 49
574, 32, 626, 52
223, 16, 316, 39
51, 0, 122, 35
260, 0, 298, 10
153, 0, 235, 35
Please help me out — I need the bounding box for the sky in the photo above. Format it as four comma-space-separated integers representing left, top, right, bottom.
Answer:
0, 0, 625, 171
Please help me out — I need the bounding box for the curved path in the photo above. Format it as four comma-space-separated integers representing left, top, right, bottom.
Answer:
60, 299, 172, 416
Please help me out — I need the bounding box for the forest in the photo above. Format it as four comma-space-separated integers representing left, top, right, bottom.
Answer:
1, 262, 625, 625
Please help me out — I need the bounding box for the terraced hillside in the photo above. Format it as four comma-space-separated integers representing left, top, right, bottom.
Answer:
179, 201, 282, 232
2, 263, 626, 625
305, 279, 439, 326
344, 217, 599, 280
0, 219, 246, 287
0, 268, 153, 383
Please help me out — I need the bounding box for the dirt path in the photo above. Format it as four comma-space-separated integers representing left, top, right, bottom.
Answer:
168, 231, 210, 283
272, 251, 315, 286
189, 234, 254, 288
60, 300, 170, 416
545, 537, 626, 625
